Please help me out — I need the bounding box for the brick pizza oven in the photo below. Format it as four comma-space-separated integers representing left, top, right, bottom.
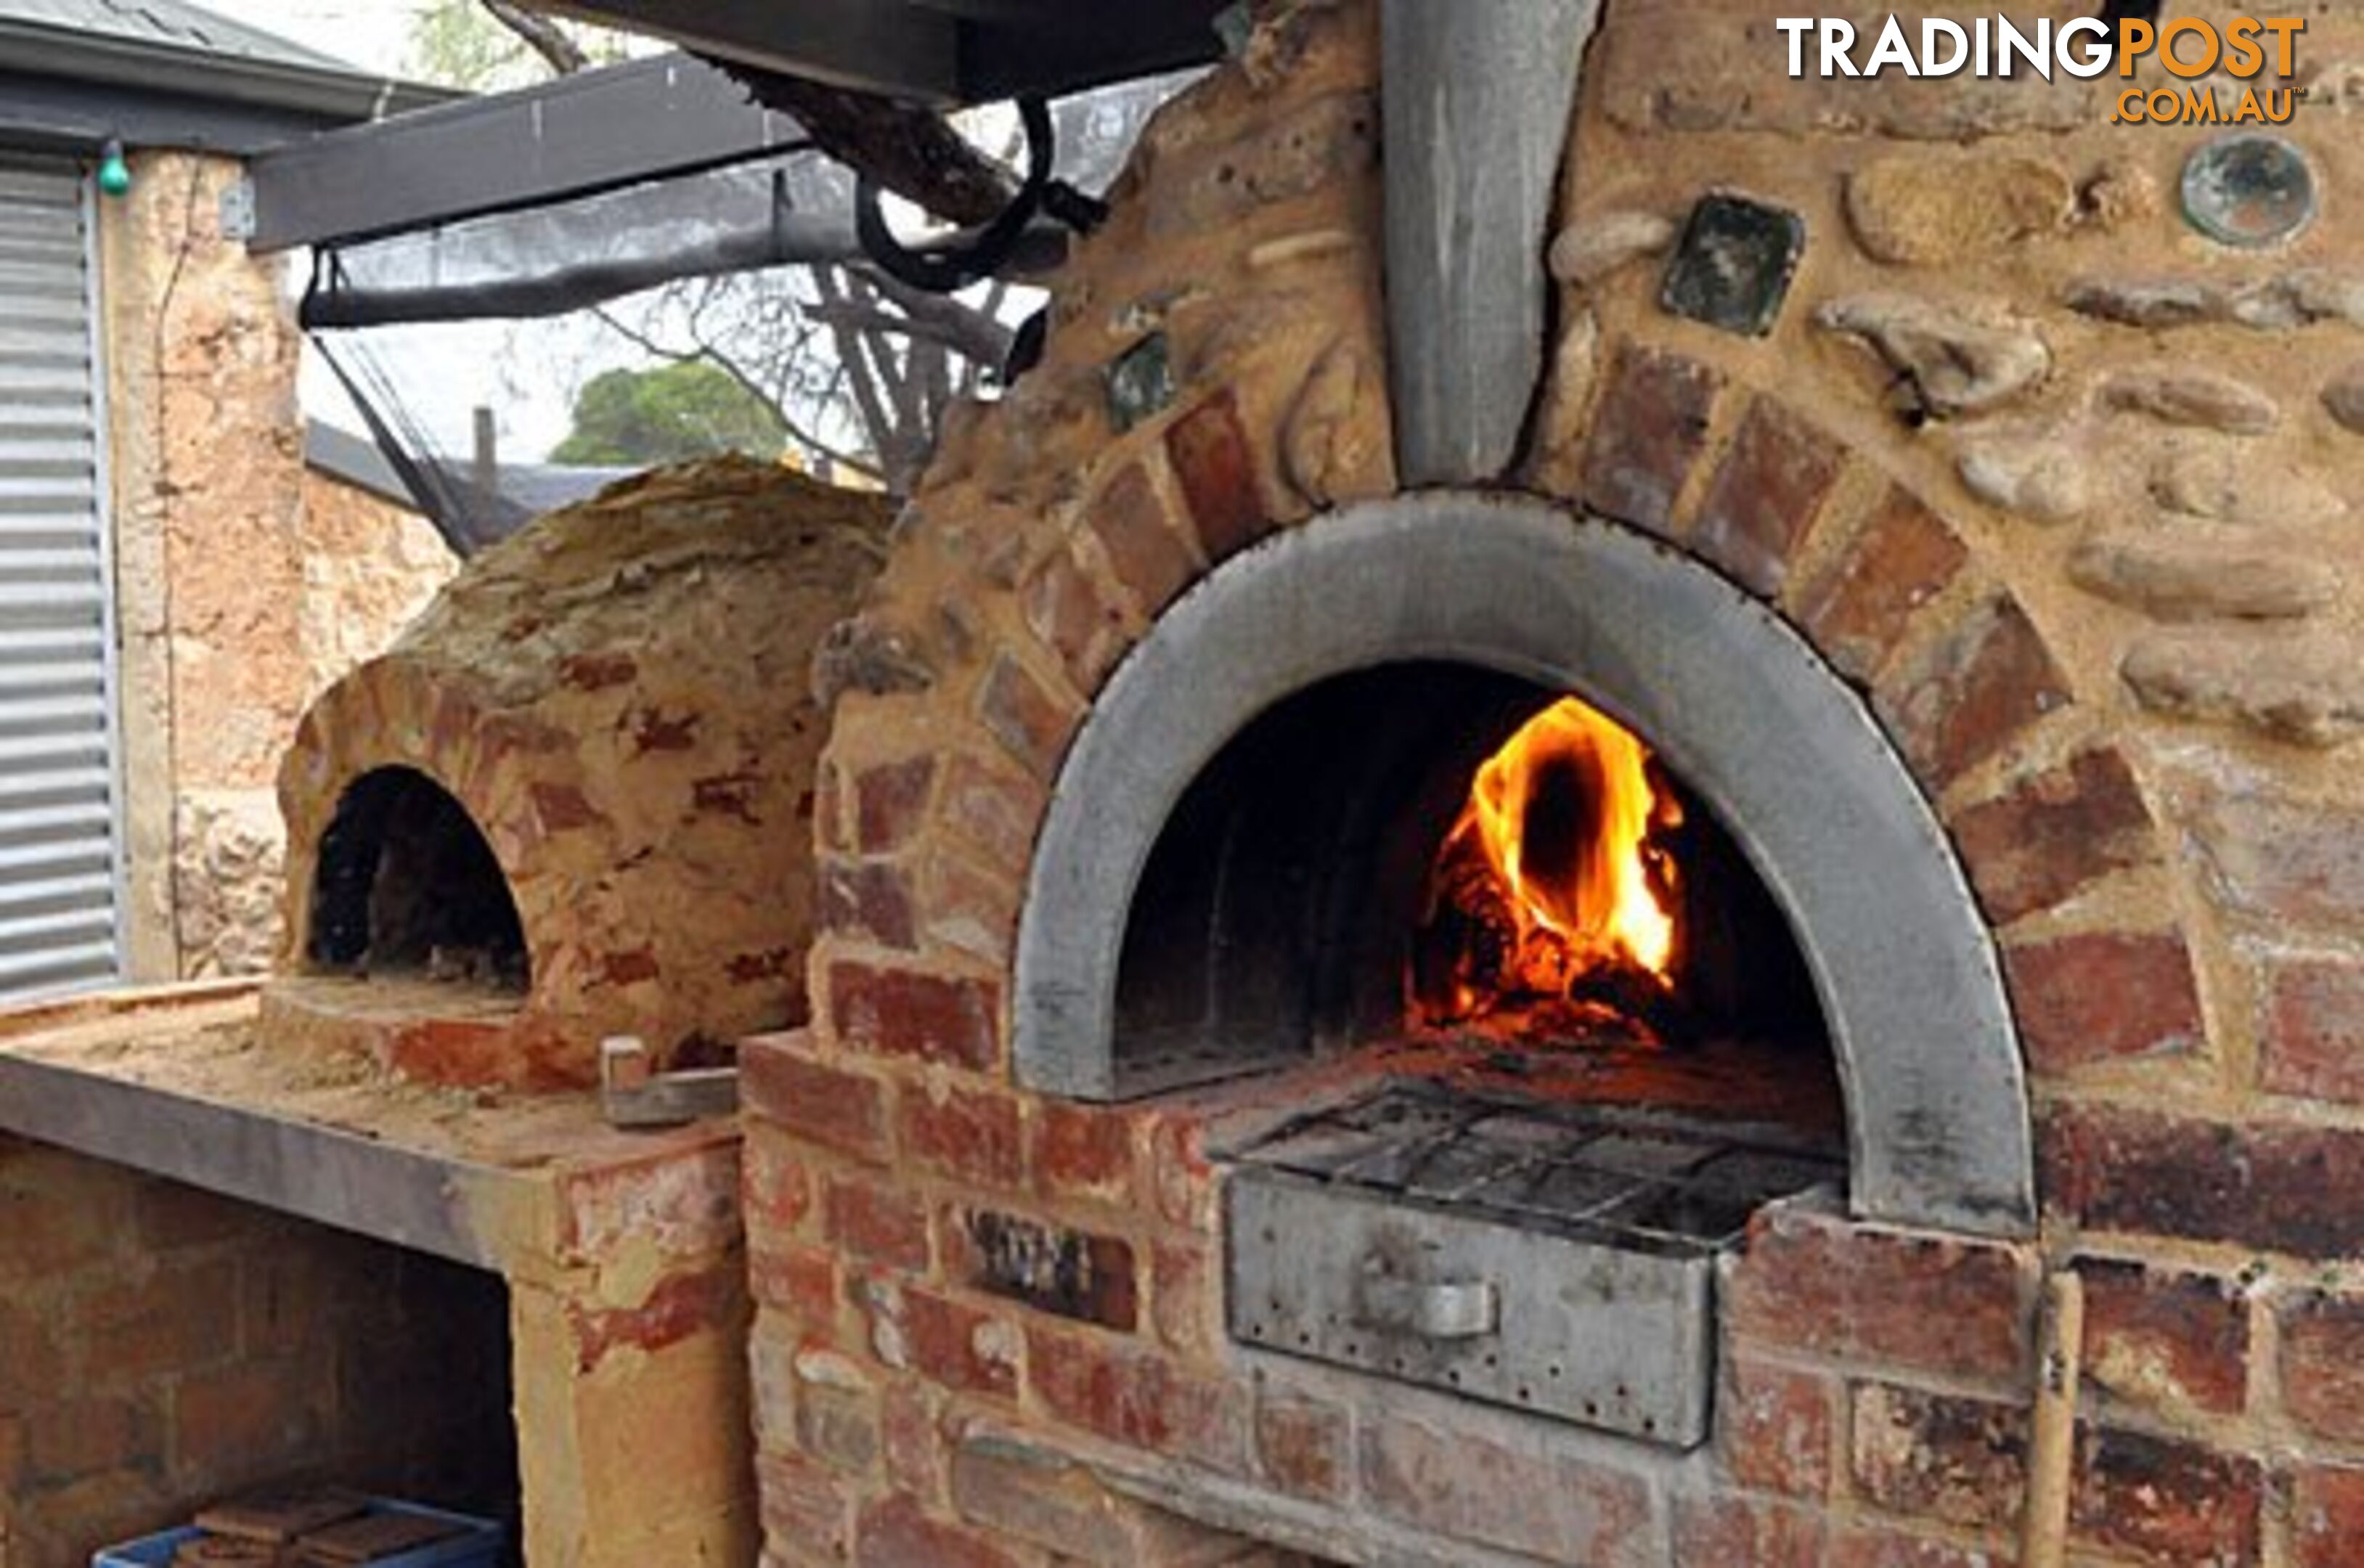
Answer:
0, 460, 891, 1566
743, 4, 2364, 1565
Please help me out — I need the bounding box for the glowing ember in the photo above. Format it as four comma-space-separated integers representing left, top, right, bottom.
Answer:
1419, 696, 1685, 1027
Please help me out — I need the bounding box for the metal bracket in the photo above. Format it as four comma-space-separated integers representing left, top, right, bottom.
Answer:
219, 176, 257, 243
599, 1035, 740, 1129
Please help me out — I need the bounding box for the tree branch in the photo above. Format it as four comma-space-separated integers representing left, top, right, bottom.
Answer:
480, 0, 591, 73
721, 67, 1016, 226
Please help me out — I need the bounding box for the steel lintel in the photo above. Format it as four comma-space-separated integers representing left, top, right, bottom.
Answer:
245, 51, 805, 252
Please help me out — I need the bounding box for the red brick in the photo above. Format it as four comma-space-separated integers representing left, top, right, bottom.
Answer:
828, 961, 1000, 1072
796, 1377, 881, 1475
856, 1494, 1018, 1568
1796, 485, 1968, 685
975, 655, 1077, 781
923, 854, 1020, 964
1150, 1242, 1217, 1360
1830, 1525, 2010, 1568
751, 1243, 841, 1324
2002, 930, 2203, 1075
1671, 1493, 1824, 1568
955, 1209, 1138, 1331
1849, 1382, 2024, 1531
1027, 1328, 1242, 1469
2198, 794, 2364, 930
1165, 393, 1268, 563
899, 1085, 1022, 1187
133, 1179, 257, 1251
1877, 595, 2069, 785
2262, 957, 2364, 1104
1088, 461, 1198, 615
0, 1301, 63, 1391
947, 1433, 1244, 1564
80, 1257, 240, 1385
881, 1382, 939, 1500
818, 859, 918, 950
741, 1039, 889, 1163
171, 1357, 327, 1475
1254, 1387, 1349, 1503
759, 1451, 852, 1561
553, 1140, 737, 1267
890, 1286, 1019, 1398
28, 1396, 152, 1484
743, 1129, 816, 1234
2293, 1463, 2364, 1568
1724, 1204, 2034, 1381
855, 756, 937, 854
934, 754, 1042, 875
2071, 1425, 2259, 1566
2280, 1291, 2364, 1442
2078, 1258, 2248, 1418
1949, 746, 2159, 926
1144, 1114, 1216, 1231
569, 1265, 744, 1373
825, 1177, 932, 1273
1020, 545, 1127, 693
1031, 1103, 1136, 1201
1581, 341, 1723, 535
1690, 396, 1846, 597
2042, 1103, 2364, 1260
1719, 1357, 1834, 1498
1358, 1411, 1654, 1561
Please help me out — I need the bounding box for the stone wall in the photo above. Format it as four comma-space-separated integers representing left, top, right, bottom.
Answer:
99, 153, 456, 984
742, 3, 2364, 1564
0, 1135, 515, 1568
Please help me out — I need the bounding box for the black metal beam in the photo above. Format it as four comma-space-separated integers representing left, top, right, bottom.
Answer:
540, 0, 1225, 105
245, 51, 807, 252
960, 3, 1228, 102
540, 0, 965, 102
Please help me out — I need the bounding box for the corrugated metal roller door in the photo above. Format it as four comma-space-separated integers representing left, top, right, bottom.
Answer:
0, 158, 123, 998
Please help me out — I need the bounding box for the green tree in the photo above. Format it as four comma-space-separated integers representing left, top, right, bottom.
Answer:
406, 0, 627, 91
550, 361, 790, 466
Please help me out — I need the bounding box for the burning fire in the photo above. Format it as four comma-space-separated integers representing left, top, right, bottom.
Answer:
1420, 697, 1684, 1026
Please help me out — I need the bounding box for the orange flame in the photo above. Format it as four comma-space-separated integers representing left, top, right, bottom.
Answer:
1443, 696, 1683, 995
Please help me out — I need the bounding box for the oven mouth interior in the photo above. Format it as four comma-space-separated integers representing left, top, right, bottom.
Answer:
1110, 662, 1840, 1135
306, 767, 529, 995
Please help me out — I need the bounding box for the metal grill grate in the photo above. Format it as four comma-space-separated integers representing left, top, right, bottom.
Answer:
1224, 1081, 1842, 1445
1236, 1081, 1843, 1254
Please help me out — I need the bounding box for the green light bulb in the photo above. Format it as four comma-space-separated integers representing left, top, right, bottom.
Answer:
97, 142, 131, 198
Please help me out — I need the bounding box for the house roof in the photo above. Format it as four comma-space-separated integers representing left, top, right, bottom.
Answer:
0, 0, 453, 147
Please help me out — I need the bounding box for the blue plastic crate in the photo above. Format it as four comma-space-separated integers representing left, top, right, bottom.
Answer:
94, 1498, 502, 1568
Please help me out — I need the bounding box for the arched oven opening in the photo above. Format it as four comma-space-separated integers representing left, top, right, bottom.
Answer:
1114, 662, 1839, 1137
306, 767, 529, 993
1019, 497, 2036, 1450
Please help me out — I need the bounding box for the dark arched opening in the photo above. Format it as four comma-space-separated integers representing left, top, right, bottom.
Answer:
307, 767, 529, 990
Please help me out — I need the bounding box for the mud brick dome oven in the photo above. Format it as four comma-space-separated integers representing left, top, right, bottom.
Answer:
741, 4, 2364, 1565
277, 460, 890, 1090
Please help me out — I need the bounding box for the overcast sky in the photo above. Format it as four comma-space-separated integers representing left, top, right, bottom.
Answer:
200, 0, 434, 74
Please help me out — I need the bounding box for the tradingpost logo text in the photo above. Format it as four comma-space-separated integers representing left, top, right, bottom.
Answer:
1777, 16, 2307, 126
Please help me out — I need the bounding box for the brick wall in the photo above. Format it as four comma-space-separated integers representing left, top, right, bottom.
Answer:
0, 1136, 515, 1568
741, 1, 2364, 1564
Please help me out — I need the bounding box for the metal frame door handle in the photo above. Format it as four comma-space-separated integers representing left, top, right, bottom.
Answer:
1358, 1275, 1499, 1340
